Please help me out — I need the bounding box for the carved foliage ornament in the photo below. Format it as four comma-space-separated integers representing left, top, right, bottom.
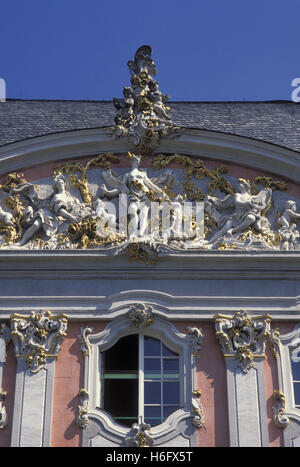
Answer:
215, 311, 271, 373
10, 310, 68, 373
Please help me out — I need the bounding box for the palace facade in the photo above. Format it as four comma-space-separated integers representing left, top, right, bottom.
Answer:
0, 46, 300, 447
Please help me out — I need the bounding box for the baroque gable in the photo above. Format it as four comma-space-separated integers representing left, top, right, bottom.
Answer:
0, 46, 299, 263
0, 150, 299, 262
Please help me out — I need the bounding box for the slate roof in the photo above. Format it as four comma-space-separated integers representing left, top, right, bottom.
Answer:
0, 99, 300, 152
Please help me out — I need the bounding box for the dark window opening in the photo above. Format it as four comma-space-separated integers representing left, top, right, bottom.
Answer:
103, 334, 138, 427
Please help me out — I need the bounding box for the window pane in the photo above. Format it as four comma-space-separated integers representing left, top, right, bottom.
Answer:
162, 343, 178, 357
104, 379, 138, 427
163, 406, 179, 419
163, 358, 179, 378
144, 406, 162, 426
294, 382, 300, 406
144, 406, 161, 418
163, 382, 180, 405
144, 358, 161, 379
291, 357, 300, 381
144, 382, 161, 404
104, 334, 138, 371
144, 337, 161, 356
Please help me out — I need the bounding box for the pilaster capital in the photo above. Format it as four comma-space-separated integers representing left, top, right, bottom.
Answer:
215, 310, 271, 373
10, 310, 68, 373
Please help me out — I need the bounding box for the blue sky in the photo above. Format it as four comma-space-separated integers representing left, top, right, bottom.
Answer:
1, 0, 300, 101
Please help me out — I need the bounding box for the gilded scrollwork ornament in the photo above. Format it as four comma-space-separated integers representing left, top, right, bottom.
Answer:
215, 311, 271, 373
10, 310, 68, 373
128, 303, 154, 330
78, 326, 94, 357
191, 390, 205, 429
0, 324, 11, 430
186, 326, 204, 358
124, 420, 153, 447
76, 388, 89, 429
272, 390, 290, 428
0, 391, 8, 430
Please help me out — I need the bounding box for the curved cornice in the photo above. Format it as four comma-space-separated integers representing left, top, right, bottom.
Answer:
0, 127, 299, 182
0, 283, 300, 320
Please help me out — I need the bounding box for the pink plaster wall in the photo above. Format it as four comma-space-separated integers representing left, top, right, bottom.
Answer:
50, 321, 107, 447
175, 322, 229, 447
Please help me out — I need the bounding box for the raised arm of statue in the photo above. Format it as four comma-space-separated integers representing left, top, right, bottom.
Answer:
143, 174, 168, 199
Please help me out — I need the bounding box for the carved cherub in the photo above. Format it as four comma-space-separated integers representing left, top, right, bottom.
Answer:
0, 205, 15, 227
148, 80, 171, 120
278, 200, 300, 250
113, 87, 135, 125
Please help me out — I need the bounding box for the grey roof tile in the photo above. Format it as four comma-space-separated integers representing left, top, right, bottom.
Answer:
0, 100, 299, 152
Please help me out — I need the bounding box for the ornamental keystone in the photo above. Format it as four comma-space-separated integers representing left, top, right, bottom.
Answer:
128, 303, 154, 330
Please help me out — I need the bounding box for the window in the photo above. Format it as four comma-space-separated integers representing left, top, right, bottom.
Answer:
81, 312, 197, 446
274, 323, 300, 416
290, 347, 300, 408
102, 334, 181, 427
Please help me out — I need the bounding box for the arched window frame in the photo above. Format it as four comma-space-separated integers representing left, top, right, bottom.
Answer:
272, 324, 300, 446
275, 324, 300, 418
79, 309, 202, 447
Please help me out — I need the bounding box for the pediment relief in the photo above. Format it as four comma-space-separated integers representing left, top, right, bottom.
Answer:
0, 151, 299, 262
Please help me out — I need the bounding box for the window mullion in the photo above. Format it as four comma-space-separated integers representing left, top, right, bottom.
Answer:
138, 334, 144, 423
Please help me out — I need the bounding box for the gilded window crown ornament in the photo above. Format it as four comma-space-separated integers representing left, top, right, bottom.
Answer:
128, 303, 154, 330
113, 45, 174, 154
215, 311, 272, 373
10, 310, 68, 373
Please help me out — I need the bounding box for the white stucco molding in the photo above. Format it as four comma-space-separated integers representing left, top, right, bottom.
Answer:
1, 250, 300, 279
0, 128, 300, 182
272, 324, 300, 446
0, 289, 299, 321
